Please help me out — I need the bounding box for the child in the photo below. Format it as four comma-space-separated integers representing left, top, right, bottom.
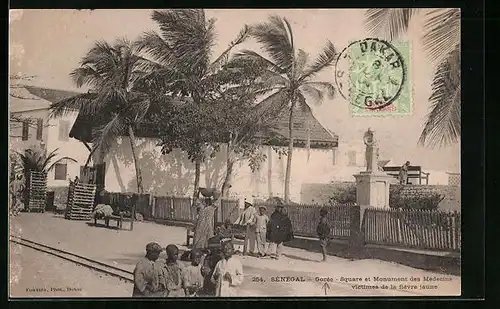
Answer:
159, 244, 186, 297
211, 241, 244, 297
182, 249, 204, 297
132, 242, 163, 297
254, 206, 269, 257
316, 207, 331, 262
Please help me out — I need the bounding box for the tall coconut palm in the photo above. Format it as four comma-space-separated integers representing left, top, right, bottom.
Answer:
230, 15, 337, 203
49, 38, 156, 194
365, 8, 461, 147
134, 9, 250, 200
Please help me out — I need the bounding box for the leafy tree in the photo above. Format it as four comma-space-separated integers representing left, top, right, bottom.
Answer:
365, 8, 461, 147
134, 9, 250, 200
230, 15, 338, 203
49, 38, 162, 194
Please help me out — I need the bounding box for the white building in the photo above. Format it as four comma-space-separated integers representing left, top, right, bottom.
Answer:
9, 86, 88, 187
69, 96, 371, 203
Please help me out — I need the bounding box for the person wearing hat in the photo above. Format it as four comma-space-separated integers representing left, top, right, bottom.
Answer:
193, 188, 220, 250
234, 201, 257, 255
253, 205, 269, 257
132, 242, 164, 297
266, 203, 294, 260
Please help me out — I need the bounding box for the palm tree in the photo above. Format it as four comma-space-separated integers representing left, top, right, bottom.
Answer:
50, 38, 157, 194
134, 9, 250, 200
365, 8, 461, 147
230, 15, 337, 203
15, 147, 77, 175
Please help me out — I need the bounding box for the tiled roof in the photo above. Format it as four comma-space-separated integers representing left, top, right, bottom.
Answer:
68, 92, 338, 148
10, 85, 82, 113
24, 86, 81, 103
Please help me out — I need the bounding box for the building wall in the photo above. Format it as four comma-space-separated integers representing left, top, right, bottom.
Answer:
100, 137, 367, 203
10, 110, 88, 187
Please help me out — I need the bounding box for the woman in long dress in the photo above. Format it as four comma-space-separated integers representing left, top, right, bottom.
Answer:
192, 189, 220, 250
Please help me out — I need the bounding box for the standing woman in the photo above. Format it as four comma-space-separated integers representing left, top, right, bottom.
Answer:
192, 188, 221, 250
266, 203, 294, 260
10, 174, 25, 216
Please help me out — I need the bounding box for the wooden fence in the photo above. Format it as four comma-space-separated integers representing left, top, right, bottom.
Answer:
362, 208, 461, 252
254, 203, 352, 239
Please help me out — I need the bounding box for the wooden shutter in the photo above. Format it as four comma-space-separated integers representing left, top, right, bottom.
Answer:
58, 120, 70, 141
36, 118, 43, 140
22, 120, 29, 141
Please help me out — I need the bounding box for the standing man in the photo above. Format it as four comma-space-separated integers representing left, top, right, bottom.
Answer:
235, 201, 257, 256
132, 242, 164, 297
399, 161, 411, 185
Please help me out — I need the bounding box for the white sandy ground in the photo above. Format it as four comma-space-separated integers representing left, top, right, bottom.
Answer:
9, 213, 460, 297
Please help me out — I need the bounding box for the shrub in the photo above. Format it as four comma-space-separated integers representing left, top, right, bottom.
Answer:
328, 183, 357, 205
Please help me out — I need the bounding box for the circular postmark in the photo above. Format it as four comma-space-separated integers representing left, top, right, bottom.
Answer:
334, 38, 406, 110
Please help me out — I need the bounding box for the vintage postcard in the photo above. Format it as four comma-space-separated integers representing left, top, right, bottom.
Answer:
9, 8, 461, 298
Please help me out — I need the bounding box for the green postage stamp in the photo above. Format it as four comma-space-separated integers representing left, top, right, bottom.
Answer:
335, 38, 412, 116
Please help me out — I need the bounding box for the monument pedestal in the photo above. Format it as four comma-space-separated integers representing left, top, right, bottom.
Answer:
353, 171, 395, 228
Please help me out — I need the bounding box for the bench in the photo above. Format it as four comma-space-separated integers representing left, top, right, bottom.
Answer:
94, 214, 132, 230
383, 166, 430, 185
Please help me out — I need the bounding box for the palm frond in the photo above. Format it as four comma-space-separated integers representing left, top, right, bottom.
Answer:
422, 8, 461, 63
150, 9, 215, 74
418, 47, 461, 148
301, 81, 335, 99
49, 93, 97, 118
46, 157, 78, 173
231, 50, 285, 74
294, 49, 309, 78
299, 84, 324, 103
91, 112, 127, 156
134, 31, 174, 65
365, 9, 416, 41
300, 41, 336, 81
251, 15, 295, 72
71, 66, 103, 88
209, 25, 251, 74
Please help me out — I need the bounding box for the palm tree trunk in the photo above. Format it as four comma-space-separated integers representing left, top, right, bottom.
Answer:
284, 102, 295, 204
192, 157, 201, 201
128, 125, 144, 194
221, 138, 235, 197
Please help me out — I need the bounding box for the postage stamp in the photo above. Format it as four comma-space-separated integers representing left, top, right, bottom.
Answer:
9, 8, 462, 299
335, 39, 412, 117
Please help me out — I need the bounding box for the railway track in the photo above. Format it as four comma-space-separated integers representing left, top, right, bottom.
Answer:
9, 235, 134, 283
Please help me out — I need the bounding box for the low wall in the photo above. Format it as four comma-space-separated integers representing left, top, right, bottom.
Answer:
390, 185, 461, 212
300, 182, 461, 211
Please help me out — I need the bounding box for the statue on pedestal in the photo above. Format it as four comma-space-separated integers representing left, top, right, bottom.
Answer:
363, 128, 382, 172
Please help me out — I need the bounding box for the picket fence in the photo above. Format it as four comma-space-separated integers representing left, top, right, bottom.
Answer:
362, 208, 461, 252
254, 202, 353, 239
100, 192, 461, 252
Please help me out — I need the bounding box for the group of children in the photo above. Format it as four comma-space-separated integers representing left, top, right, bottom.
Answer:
133, 240, 243, 297
133, 206, 332, 297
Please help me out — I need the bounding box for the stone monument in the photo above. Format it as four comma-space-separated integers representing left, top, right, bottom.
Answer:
353, 129, 395, 215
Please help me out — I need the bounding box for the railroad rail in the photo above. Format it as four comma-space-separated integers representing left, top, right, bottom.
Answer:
9, 235, 134, 283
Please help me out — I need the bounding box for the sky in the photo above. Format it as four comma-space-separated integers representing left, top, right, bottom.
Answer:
9, 9, 460, 173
